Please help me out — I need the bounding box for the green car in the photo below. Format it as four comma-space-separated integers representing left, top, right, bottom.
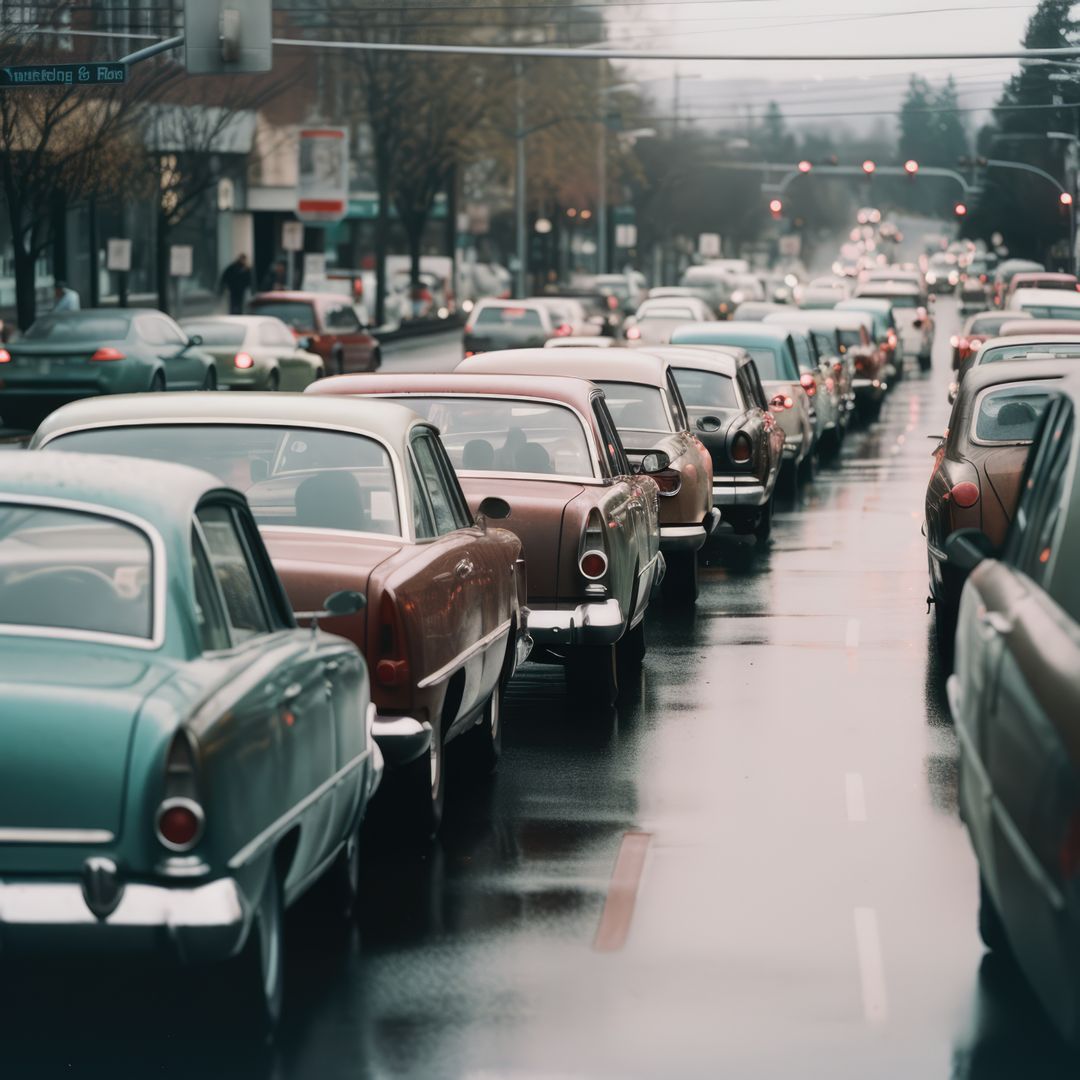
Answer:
0, 309, 217, 430
0, 452, 381, 1026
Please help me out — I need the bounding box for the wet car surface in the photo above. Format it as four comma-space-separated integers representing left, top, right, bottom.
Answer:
4, 302, 1076, 1078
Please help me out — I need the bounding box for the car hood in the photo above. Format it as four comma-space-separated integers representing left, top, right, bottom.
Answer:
0, 640, 176, 848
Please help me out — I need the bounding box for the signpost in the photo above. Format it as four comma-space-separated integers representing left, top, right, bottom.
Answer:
297, 129, 349, 223
699, 233, 722, 258
170, 245, 193, 318
615, 223, 638, 249
0, 64, 126, 88
107, 238, 132, 308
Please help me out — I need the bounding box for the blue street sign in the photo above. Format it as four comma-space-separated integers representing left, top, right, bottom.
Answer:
0, 63, 127, 89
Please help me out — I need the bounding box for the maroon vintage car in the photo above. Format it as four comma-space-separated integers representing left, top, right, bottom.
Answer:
308, 373, 663, 703
458, 349, 715, 603
248, 291, 381, 374
31, 393, 529, 839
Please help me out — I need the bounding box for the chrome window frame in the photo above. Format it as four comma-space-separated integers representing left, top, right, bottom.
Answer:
968, 380, 1058, 448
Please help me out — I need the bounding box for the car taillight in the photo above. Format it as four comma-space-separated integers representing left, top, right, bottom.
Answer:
887, 329, 898, 349
353, 279, 364, 299
0, 348, 10, 363
833, 361, 843, 376
653, 468, 682, 494
950, 481, 980, 509
731, 433, 752, 464
234, 352, 255, 369
579, 510, 609, 580
156, 799, 204, 851
980, 274, 988, 283
91, 347, 125, 361
607, 295, 619, 311
579, 550, 608, 579
375, 591, 409, 688
949, 335, 959, 349
825, 376, 835, 393
799, 372, 817, 396
554, 323, 573, 337
626, 325, 641, 340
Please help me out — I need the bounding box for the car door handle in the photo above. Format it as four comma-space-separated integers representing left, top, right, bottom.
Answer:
978, 611, 1013, 637
324, 659, 340, 673
283, 681, 303, 703
455, 558, 474, 579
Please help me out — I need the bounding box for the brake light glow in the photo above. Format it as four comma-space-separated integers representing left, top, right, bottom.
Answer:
949, 335, 959, 349
0, 348, 10, 363
799, 372, 817, 396
626, 326, 641, 340
950, 481, 980, 509
731, 433, 753, 464
234, 352, 255, 369
607, 295, 619, 311
887, 329, 898, 349
554, 322, 573, 337
91, 347, 125, 362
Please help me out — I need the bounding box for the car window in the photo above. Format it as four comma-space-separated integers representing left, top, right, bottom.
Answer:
812, 331, 837, 358
196, 504, 271, 643
978, 344, 1080, 365
410, 457, 437, 540
23, 314, 130, 342
154, 316, 189, 347
182, 322, 247, 347
665, 370, 690, 430
325, 303, 361, 332
674, 368, 740, 410
0, 504, 153, 641
972, 385, 1054, 444
411, 433, 463, 536
592, 396, 631, 478
249, 301, 316, 333
1018, 304, 1080, 320
475, 306, 543, 329
596, 382, 671, 433
790, 334, 814, 371
190, 528, 231, 652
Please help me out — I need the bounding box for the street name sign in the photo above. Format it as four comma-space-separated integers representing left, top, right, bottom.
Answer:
107, 239, 132, 273
170, 246, 194, 278
0, 64, 126, 89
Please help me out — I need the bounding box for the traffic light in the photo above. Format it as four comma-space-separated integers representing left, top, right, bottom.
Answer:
954, 202, 968, 217
1061, 192, 1074, 207
797, 160, 813, 174
769, 198, 783, 218
862, 160, 876, 175
904, 159, 919, 176
184, 0, 272, 74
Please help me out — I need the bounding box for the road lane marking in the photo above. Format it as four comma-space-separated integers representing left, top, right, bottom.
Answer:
594, 831, 652, 953
845, 618, 861, 649
853, 907, 888, 1024
845, 773, 868, 822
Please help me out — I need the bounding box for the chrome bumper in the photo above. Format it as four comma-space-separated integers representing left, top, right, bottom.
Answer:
660, 524, 707, 554
0, 876, 246, 963
372, 713, 433, 769
713, 476, 768, 508
528, 598, 625, 647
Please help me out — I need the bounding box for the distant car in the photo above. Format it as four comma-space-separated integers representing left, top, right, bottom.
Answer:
947, 374, 1080, 1046
772, 320, 844, 457
925, 252, 960, 294
731, 301, 791, 322
859, 267, 927, 305
950, 310, 1033, 370
729, 273, 766, 306
0, 452, 378, 1028
950, 333, 1080, 403
301, 268, 376, 330
0, 309, 216, 430
310, 372, 664, 703
625, 297, 715, 346
464, 299, 566, 355
998, 318, 1080, 338
1009, 287, 1080, 321
652, 345, 784, 542
248, 291, 380, 375
179, 316, 325, 391
459, 348, 715, 603
679, 265, 737, 319
991, 258, 1045, 308
1003, 272, 1079, 307
32, 394, 529, 839
798, 286, 844, 310
534, 296, 598, 337
592, 273, 647, 317
852, 282, 933, 371
792, 310, 886, 421
924, 359, 1066, 641
835, 297, 904, 380
546, 287, 620, 336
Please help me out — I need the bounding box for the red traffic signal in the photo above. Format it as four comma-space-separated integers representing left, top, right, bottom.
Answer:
1061, 191, 1074, 207
862, 160, 876, 175
904, 159, 919, 175
954, 202, 968, 217
797, 160, 813, 174
768, 198, 783, 217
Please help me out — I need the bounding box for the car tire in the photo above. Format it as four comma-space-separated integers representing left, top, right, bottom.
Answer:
395, 725, 445, 842
229, 868, 285, 1031
463, 680, 502, 776
564, 644, 619, 705
979, 875, 1011, 955
332, 347, 345, 375
202, 367, 217, 391
934, 592, 958, 669
149, 371, 165, 392
616, 617, 647, 670
268, 369, 281, 393
662, 550, 699, 604
919, 354, 932, 373
754, 497, 773, 545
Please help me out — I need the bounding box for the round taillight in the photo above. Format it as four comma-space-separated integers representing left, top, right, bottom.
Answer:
579, 550, 608, 580
156, 798, 203, 852
783, 395, 794, 409
626, 325, 641, 340
731, 433, 753, 464
0, 348, 9, 363
799, 372, 816, 396
950, 481, 980, 509
234, 352, 255, 369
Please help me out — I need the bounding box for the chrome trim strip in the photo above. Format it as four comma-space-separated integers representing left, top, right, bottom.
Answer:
227, 747, 373, 870
0, 828, 114, 845
660, 525, 706, 538
417, 618, 512, 689
0, 492, 167, 651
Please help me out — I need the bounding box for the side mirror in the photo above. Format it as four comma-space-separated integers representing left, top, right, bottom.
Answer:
322, 590, 366, 617
639, 450, 671, 474
477, 496, 511, 521
249, 458, 270, 484
187, 334, 203, 348
296, 336, 313, 351
696, 415, 723, 433
944, 529, 996, 573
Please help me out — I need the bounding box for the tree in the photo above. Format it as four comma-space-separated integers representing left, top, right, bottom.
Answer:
757, 101, 796, 163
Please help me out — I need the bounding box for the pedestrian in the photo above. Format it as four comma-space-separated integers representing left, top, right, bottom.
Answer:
260, 258, 288, 293
219, 253, 254, 315
52, 280, 80, 313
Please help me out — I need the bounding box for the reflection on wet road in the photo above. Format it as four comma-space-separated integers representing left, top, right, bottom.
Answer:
3, 302, 1078, 1078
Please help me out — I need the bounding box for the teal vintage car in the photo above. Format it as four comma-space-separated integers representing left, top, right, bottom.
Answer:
0, 452, 381, 1026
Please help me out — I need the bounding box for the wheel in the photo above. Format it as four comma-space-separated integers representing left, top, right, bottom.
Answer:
934, 592, 958, 669
309, 828, 361, 921
201, 367, 217, 391
314, 367, 326, 381
394, 725, 445, 841
979, 875, 1011, 954
779, 460, 799, 499
149, 370, 165, 392
332, 347, 345, 375
616, 617, 647, 670
662, 550, 699, 604
564, 643, 619, 705
228, 868, 285, 1031
267, 369, 281, 392
919, 354, 932, 373
463, 680, 502, 776
754, 497, 773, 544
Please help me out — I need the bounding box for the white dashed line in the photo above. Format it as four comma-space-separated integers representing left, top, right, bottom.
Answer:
853, 907, 889, 1024
845, 773, 868, 822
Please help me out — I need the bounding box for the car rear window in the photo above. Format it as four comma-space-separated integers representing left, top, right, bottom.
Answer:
23, 314, 130, 342
673, 369, 739, 410
863, 293, 919, 309
978, 344, 1080, 364
391, 396, 595, 478
596, 382, 671, 433
475, 307, 542, 328
248, 301, 315, 333
968, 314, 1014, 336
1017, 303, 1080, 320
181, 322, 247, 347
46, 426, 401, 537
973, 387, 1053, 444
0, 505, 153, 641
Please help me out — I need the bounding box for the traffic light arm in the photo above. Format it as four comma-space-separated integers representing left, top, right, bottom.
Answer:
767, 162, 975, 197
983, 158, 1069, 199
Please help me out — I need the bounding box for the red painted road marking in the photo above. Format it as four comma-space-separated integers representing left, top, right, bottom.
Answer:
593, 831, 652, 952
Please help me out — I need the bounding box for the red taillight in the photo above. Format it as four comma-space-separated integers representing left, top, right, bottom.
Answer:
0, 348, 10, 363
887, 330, 898, 349
825, 376, 835, 393
375, 592, 409, 689
833, 361, 843, 376
950, 481, 980, 509
464, 349, 476, 358
799, 372, 817, 396
234, 352, 255, 369
653, 469, 683, 494
579, 550, 608, 579
626, 326, 641, 340
783, 395, 794, 409
353, 279, 364, 299
91, 347, 125, 362
731, 433, 753, 464
607, 295, 619, 311
156, 799, 203, 852
554, 322, 573, 337
980, 274, 988, 283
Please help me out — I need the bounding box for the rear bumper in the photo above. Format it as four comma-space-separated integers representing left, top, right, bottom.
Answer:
660, 524, 707, 553
0, 876, 246, 964
528, 598, 625, 647
713, 475, 768, 508
372, 713, 433, 769
852, 378, 886, 400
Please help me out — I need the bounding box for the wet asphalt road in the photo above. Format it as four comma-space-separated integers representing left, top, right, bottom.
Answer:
3, 304, 1079, 1078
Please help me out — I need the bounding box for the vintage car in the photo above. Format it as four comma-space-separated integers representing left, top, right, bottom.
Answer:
458, 348, 714, 602
650, 345, 784, 542
0, 452, 378, 1026
669, 323, 817, 482
924, 359, 1068, 644
949, 333, 1080, 404
798, 310, 887, 421
307, 373, 663, 702
0, 308, 216, 430
463, 299, 567, 355
946, 374, 1080, 1046
624, 296, 715, 346
31, 395, 528, 839
834, 297, 903, 381
852, 281, 934, 371
247, 291, 381, 375
949, 309, 1032, 371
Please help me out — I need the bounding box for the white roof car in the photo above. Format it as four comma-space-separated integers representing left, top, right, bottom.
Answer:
1009, 288, 1080, 318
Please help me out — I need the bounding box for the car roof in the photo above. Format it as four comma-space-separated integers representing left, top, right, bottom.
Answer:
1011, 288, 1080, 307
472, 298, 544, 310
306, 372, 603, 413
459, 347, 673, 385
671, 321, 792, 344
855, 282, 920, 296
959, 358, 1075, 399
837, 297, 892, 312
773, 309, 869, 331
1000, 318, 1080, 336
1010, 272, 1076, 283
32, 392, 426, 451
250, 291, 343, 304
641, 344, 745, 376
977, 334, 1080, 353
179, 315, 273, 325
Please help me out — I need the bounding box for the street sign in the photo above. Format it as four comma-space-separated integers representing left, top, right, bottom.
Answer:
0, 63, 126, 89
185, 0, 272, 75
106, 239, 132, 273
699, 233, 722, 258
303, 253, 326, 281
615, 223, 638, 248
297, 129, 349, 223
169, 245, 194, 278
282, 221, 305, 252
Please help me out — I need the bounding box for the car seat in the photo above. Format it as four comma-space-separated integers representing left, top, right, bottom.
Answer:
462, 439, 496, 469
294, 471, 371, 531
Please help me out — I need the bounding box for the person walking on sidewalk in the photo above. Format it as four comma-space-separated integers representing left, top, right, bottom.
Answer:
219, 254, 254, 315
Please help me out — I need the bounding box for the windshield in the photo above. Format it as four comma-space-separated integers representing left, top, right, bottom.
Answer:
475, 306, 542, 328
388, 397, 595, 478
180, 322, 247, 347
23, 314, 130, 342
247, 301, 314, 333
978, 344, 1080, 364
596, 382, 671, 432
973, 386, 1053, 443
673, 368, 739, 410
0, 505, 153, 641
969, 314, 1016, 336
46, 426, 401, 536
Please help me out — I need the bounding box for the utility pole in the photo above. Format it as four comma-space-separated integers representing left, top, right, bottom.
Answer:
514, 57, 528, 297
597, 68, 608, 277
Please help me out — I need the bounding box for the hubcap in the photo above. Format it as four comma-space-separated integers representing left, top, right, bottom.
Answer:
429, 737, 440, 796
490, 685, 500, 740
